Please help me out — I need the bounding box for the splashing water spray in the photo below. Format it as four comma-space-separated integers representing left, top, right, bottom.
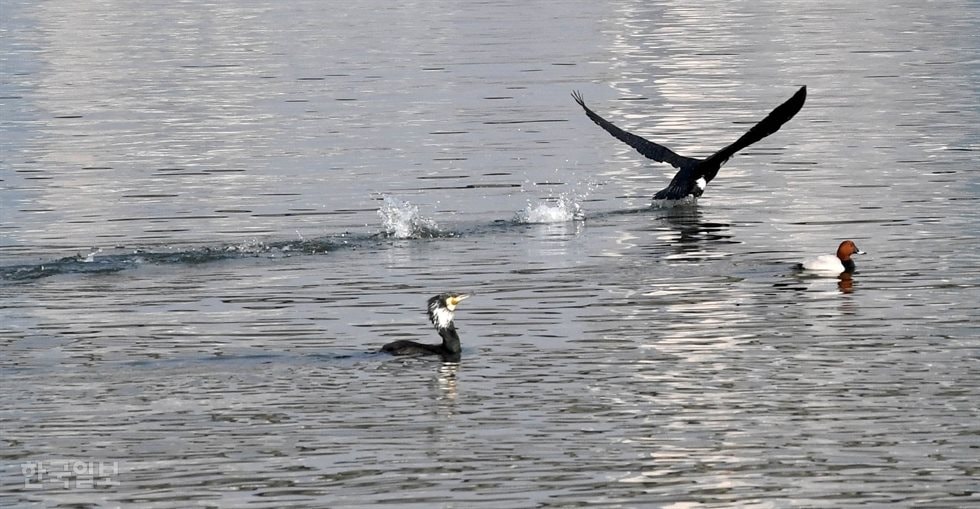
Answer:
377, 196, 442, 239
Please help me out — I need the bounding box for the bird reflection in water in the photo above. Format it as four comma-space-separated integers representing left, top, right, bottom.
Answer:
837, 272, 855, 294
657, 205, 734, 261
435, 362, 459, 403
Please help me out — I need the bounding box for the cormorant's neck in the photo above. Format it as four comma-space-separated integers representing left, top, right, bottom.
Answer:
438, 323, 461, 354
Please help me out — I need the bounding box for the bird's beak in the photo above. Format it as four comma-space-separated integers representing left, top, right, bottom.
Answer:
452, 294, 471, 305
856, 249, 867, 255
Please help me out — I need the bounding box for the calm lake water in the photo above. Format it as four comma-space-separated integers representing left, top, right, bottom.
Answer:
2, 0, 979, 507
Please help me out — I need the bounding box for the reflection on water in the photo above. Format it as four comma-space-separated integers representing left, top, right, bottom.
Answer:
435, 362, 460, 405
658, 205, 734, 258
3, 0, 979, 507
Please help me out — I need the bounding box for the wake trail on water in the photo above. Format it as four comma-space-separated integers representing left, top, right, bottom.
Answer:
3, 192, 670, 283
0, 235, 372, 282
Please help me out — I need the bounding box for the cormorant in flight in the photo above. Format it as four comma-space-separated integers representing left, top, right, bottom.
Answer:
572, 86, 806, 201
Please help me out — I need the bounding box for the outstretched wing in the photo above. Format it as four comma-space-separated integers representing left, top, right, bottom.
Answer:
697, 85, 807, 183
572, 90, 699, 171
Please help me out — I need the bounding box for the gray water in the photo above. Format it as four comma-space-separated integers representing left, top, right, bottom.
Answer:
2, 0, 979, 507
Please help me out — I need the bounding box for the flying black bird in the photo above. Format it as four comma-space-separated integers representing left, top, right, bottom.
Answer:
380, 293, 470, 360
572, 86, 806, 201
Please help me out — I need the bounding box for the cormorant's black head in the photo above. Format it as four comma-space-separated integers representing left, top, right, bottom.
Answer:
427, 293, 469, 330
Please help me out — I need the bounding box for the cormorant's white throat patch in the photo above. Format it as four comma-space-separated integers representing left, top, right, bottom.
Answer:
429, 302, 455, 329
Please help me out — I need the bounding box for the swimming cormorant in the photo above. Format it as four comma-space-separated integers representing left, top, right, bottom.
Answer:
380, 293, 470, 359
572, 86, 807, 201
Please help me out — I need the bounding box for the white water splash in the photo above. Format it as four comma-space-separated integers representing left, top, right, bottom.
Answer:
378, 196, 441, 239
514, 194, 585, 224
82, 248, 103, 263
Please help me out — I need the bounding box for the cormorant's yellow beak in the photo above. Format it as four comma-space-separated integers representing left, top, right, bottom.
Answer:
448, 294, 470, 308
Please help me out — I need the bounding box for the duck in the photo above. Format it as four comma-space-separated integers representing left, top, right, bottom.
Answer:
799, 240, 866, 275
571, 86, 806, 201
380, 293, 470, 360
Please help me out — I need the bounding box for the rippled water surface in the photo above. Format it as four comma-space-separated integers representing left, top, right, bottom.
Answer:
2, 0, 979, 507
